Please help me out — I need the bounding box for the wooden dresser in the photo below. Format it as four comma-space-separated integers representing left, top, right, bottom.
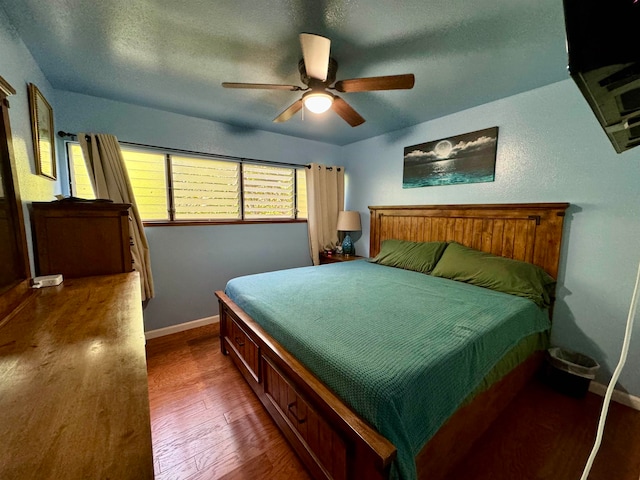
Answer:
0, 273, 153, 480
31, 201, 133, 278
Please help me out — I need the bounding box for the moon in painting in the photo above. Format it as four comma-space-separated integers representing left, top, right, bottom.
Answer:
434, 140, 453, 159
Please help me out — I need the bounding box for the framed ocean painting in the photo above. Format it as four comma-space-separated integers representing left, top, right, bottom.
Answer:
403, 127, 498, 188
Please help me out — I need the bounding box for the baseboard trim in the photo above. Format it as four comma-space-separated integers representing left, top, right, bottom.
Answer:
589, 381, 640, 411
145, 315, 219, 340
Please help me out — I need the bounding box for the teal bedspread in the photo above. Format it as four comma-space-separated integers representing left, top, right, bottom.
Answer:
225, 261, 551, 480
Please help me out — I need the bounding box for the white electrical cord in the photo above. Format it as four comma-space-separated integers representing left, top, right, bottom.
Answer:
579, 258, 640, 480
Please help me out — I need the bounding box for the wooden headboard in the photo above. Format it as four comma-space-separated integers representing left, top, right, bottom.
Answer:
369, 203, 569, 279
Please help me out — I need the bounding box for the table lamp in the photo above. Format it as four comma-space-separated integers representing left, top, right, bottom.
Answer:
336, 211, 361, 256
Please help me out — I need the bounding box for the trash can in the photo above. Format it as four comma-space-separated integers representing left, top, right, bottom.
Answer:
546, 347, 600, 398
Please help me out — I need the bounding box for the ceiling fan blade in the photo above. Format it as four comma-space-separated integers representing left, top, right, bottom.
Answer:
333, 74, 415, 93
222, 82, 302, 91
300, 33, 331, 81
273, 99, 304, 123
332, 96, 365, 127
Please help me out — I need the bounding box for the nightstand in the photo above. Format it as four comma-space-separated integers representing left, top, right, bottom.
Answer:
319, 252, 365, 264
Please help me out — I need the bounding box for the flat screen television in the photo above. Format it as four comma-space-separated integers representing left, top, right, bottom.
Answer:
563, 0, 640, 153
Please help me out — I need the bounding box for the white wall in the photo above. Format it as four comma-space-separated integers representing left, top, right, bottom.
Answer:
342, 79, 640, 396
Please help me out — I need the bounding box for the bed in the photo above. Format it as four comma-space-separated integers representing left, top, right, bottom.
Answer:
215, 203, 569, 480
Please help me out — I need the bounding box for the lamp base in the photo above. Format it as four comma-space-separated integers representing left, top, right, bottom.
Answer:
342, 233, 355, 256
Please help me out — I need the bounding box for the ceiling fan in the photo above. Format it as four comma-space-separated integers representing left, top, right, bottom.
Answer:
222, 33, 415, 127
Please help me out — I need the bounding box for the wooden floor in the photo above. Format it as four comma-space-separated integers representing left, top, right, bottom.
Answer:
147, 324, 640, 480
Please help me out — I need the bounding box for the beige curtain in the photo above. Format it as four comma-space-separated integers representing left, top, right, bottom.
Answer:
78, 133, 155, 301
306, 163, 345, 265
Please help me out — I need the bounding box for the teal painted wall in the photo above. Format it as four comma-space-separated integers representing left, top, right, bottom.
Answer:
342, 80, 640, 396
53, 90, 341, 330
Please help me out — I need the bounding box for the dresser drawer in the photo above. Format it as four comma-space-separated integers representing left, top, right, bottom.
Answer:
263, 357, 347, 480
224, 313, 260, 382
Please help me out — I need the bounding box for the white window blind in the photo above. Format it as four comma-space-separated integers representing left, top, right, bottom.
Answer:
172, 156, 241, 220
243, 164, 296, 219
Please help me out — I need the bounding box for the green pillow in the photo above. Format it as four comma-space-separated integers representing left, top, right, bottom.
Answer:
431, 242, 556, 308
370, 239, 448, 274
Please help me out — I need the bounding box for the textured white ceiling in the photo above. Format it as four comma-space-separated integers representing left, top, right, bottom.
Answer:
1, 0, 570, 145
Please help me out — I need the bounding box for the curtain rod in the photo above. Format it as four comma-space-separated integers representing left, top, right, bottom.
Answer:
56, 130, 324, 170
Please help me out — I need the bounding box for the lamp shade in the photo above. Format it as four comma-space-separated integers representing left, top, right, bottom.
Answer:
337, 211, 361, 232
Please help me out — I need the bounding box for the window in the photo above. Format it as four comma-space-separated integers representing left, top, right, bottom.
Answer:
172, 156, 240, 220
243, 164, 294, 219
296, 168, 307, 220
67, 142, 307, 223
120, 149, 168, 220
67, 144, 95, 200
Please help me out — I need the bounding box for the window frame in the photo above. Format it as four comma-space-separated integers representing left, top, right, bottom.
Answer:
65, 141, 308, 226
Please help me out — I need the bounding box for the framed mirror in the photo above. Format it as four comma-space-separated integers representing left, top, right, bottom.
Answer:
28, 83, 56, 180
0, 76, 32, 322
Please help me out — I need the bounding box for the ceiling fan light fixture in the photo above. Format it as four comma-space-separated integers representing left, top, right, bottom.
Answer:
303, 91, 334, 114
223, 33, 414, 127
